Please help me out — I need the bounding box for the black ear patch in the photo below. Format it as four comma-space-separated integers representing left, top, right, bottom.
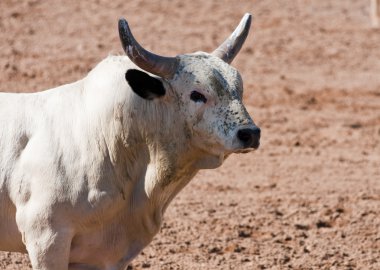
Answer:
125, 69, 166, 100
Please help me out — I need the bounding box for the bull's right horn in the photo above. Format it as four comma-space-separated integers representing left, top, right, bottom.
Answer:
118, 18, 179, 79
212, 13, 252, 64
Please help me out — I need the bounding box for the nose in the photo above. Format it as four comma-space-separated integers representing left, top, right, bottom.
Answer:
237, 127, 261, 149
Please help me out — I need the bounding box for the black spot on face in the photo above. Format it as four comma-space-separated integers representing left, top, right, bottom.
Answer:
210, 69, 227, 98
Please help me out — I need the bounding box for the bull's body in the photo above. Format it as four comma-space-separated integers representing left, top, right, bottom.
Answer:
0, 14, 260, 270
0, 57, 195, 268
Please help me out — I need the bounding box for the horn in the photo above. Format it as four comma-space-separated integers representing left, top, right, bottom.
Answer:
118, 18, 178, 79
212, 13, 252, 64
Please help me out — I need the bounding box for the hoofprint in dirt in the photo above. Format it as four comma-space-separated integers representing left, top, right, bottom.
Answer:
0, 0, 379, 269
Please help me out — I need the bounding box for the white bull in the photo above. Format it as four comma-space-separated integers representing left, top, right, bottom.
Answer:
0, 14, 260, 270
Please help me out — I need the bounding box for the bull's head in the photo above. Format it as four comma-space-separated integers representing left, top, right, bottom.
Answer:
118, 14, 260, 168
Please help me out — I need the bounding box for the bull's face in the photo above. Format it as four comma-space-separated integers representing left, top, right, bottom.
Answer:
119, 13, 260, 167
170, 54, 260, 159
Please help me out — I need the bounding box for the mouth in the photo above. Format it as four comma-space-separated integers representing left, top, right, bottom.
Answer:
234, 148, 256, 154
233, 142, 260, 154
198, 138, 260, 159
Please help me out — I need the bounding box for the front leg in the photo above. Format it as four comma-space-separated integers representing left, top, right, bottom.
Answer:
26, 229, 72, 270
16, 206, 73, 270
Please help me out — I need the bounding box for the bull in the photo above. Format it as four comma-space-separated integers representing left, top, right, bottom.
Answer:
0, 14, 260, 270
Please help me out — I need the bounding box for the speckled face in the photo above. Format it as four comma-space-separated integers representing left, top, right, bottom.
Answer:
170, 53, 260, 158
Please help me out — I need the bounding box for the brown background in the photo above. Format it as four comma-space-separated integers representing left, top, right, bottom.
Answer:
0, 0, 379, 269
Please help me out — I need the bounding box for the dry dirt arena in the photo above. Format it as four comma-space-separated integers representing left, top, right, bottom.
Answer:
0, 0, 380, 269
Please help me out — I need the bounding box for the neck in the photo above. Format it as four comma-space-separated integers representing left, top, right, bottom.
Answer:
102, 92, 201, 231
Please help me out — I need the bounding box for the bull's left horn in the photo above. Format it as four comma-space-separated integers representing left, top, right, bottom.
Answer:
118, 18, 178, 79
212, 13, 252, 64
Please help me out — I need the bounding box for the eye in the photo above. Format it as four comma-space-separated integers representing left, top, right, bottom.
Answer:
190, 91, 207, 103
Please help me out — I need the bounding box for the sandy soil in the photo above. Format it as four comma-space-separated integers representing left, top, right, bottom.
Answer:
1, 0, 380, 269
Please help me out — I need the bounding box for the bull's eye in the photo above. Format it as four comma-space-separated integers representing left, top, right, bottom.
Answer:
190, 91, 207, 103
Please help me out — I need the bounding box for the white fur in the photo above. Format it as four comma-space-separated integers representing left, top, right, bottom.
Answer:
0, 54, 257, 270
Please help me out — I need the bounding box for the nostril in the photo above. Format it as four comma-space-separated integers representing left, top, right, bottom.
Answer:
237, 127, 261, 149
237, 129, 253, 143
252, 126, 261, 136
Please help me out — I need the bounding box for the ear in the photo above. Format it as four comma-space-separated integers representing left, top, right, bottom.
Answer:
125, 69, 166, 100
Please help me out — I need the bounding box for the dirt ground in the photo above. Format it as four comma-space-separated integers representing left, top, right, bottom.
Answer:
0, 0, 379, 269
